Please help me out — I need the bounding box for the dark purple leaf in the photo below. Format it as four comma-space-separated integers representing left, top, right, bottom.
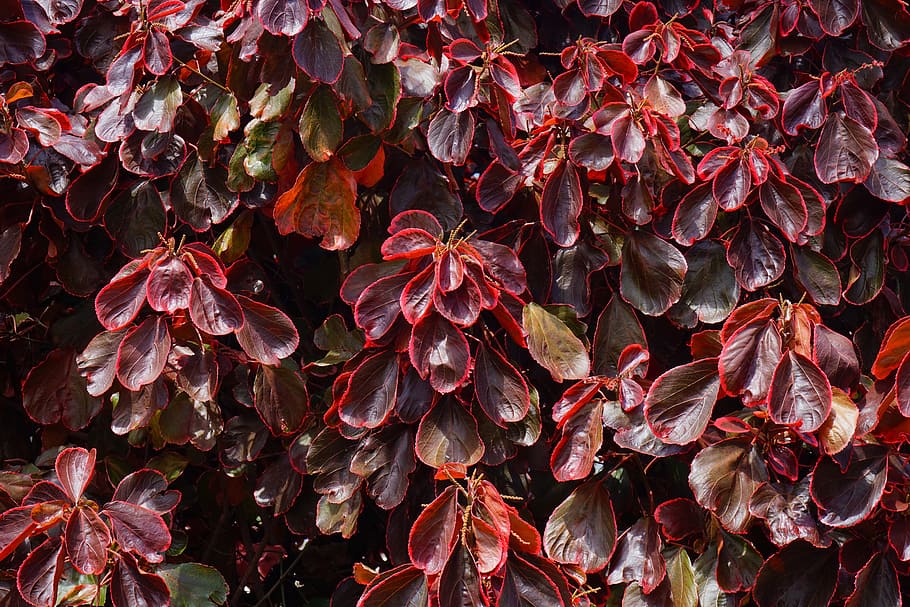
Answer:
338, 351, 398, 428
752, 542, 837, 607
620, 231, 687, 316
427, 109, 474, 165
65, 506, 111, 575
814, 113, 878, 184
293, 20, 344, 83
474, 343, 530, 426
188, 276, 243, 336
688, 438, 768, 533
604, 517, 665, 594
409, 313, 471, 393
235, 295, 299, 365
253, 365, 308, 436
103, 501, 170, 562
645, 358, 720, 445
811, 445, 887, 527
16, 537, 63, 607
110, 553, 169, 607
415, 397, 483, 468
543, 481, 617, 573
257, 0, 308, 36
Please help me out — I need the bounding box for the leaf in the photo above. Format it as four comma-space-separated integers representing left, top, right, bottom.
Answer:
688, 438, 768, 533
157, 564, 228, 607
16, 537, 63, 607
113, 469, 180, 513
810, 0, 859, 35
338, 352, 399, 428
273, 158, 360, 251
752, 542, 837, 607
666, 548, 697, 607
24, 349, 102, 429
672, 182, 717, 246
767, 351, 832, 431
645, 358, 720, 445
257, 0, 308, 36
117, 316, 171, 391
818, 388, 859, 455
415, 397, 484, 468
716, 531, 761, 592
407, 487, 458, 575
872, 316, 910, 378
427, 108, 474, 165
814, 113, 879, 184
95, 263, 150, 331
523, 303, 589, 382
726, 221, 785, 291
593, 295, 646, 376
188, 276, 243, 336
55, 447, 95, 502
0, 21, 46, 67
293, 20, 343, 83
550, 399, 602, 481
748, 478, 819, 547
409, 313, 471, 393
235, 295, 299, 365
718, 317, 782, 404
620, 231, 687, 316
604, 517, 665, 593
103, 501, 171, 561
473, 344, 530, 427
300, 86, 342, 162
498, 554, 564, 607
170, 156, 237, 232
845, 554, 900, 607
253, 365, 308, 436
350, 427, 415, 509
811, 445, 887, 527
540, 160, 583, 248
65, 507, 111, 575
357, 565, 428, 607
671, 240, 739, 325
146, 255, 193, 313
438, 544, 483, 607
864, 156, 910, 203
543, 481, 616, 573
110, 553, 170, 607
782, 80, 826, 135
792, 247, 841, 306
758, 175, 807, 242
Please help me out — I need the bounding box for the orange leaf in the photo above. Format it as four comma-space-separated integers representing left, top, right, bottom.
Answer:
273, 158, 360, 251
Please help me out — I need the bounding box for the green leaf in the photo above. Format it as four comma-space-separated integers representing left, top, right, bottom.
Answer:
212, 211, 253, 264
157, 563, 228, 607
666, 548, 697, 607
522, 303, 590, 382
300, 86, 342, 162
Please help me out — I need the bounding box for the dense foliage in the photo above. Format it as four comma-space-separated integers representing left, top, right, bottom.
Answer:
1, 0, 910, 604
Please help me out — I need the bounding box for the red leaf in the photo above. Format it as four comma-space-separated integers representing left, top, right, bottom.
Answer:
768, 351, 832, 431
338, 351, 399, 428
409, 313, 471, 393
473, 343, 530, 426
110, 553, 169, 607
95, 262, 150, 331
407, 487, 458, 575
253, 365, 309, 436
257, 0, 308, 36
103, 501, 170, 562
188, 276, 243, 336
145, 255, 193, 313
235, 295, 299, 365
55, 447, 95, 503
17, 537, 63, 607
540, 160, 583, 248
65, 506, 111, 575
358, 565, 428, 607
116, 316, 171, 391
543, 481, 617, 573
292, 20, 343, 83
645, 358, 721, 445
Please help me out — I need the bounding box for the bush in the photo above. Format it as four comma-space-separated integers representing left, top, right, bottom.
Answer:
0, 0, 909, 604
